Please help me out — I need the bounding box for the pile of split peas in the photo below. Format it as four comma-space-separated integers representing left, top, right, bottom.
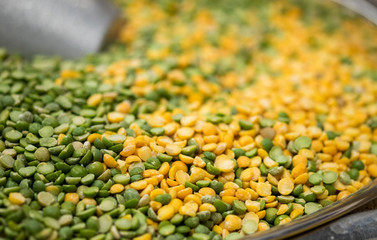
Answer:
1, 0, 377, 240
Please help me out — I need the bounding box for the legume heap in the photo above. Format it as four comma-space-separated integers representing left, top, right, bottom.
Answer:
1, 0, 377, 239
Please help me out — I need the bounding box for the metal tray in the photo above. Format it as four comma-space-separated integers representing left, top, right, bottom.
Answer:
242, 1, 377, 239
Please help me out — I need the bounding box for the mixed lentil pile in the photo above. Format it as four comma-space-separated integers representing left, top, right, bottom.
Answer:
1, 0, 377, 239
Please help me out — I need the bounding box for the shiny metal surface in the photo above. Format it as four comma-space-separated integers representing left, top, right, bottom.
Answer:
333, 0, 377, 25
0, 0, 124, 59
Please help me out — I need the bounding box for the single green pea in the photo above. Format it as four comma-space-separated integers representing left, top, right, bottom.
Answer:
185, 182, 200, 192
277, 195, 295, 203
269, 146, 283, 160
37, 191, 55, 207
176, 225, 191, 234
145, 157, 161, 170
34, 147, 50, 162
232, 148, 245, 158
99, 198, 116, 212
304, 202, 323, 214
84, 187, 99, 198
265, 208, 278, 224
36, 162, 55, 175
43, 205, 61, 219
209, 180, 224, 193
311, 185, 326, 195
159, 224, 176, 236
326, 131, 340, 140
0, 154, 15, 168
307, 160, 317, 172
268, 166, 284, 176
194, 225, 210, 234
181, 145, 197, 156
339, 171, 352, 185
113, 173, 130, 185
124, 188, 140, 201
319, 199, 333, 207
5, 130, 23, 142
278, 112, 290, 123
261, 138, 273, 152
203, 151, 216, 161
245, 148, 258, 158
238, 120, 253, 130
38, 126, 54, 138
129, 167, 144, 176
206, 163, 221, 175
157, 153, 173, 162
170, 214, 184, 225
70, 165, 87, 178
294, 136, 312, 150
351, 160, 364, 170
213, 199, 229, 213
184, 216, 200, 228
130, 174, 143, 182
155, 193, 172, 205
151, 127, 165, 136
87, 162, 104, 177
233, 200, 247, 214
259, 163, 269, 176
308, 172, 322, 185
299, 192, 317, 202
322, 170, 338, 184
196, 180, 210, 188
115, 219, 131, 230
348, 168, 359, 180
59, 143, 74, 159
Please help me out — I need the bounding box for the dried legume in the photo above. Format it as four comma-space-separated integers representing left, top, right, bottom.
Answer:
1, 1, 377, 240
